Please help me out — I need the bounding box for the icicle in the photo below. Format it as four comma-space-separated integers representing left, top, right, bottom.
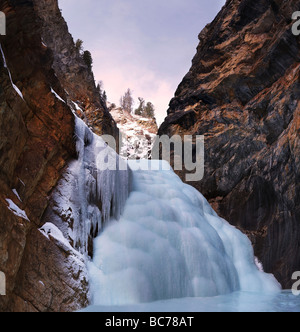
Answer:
50, 115, 131, 256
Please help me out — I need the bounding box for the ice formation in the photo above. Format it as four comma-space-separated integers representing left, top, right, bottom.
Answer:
31, 105, 279, 308
42, 115, 131, 257
88, 160, 281, 306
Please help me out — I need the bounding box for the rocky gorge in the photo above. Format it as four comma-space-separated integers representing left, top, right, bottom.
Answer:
0, 0, 299, 313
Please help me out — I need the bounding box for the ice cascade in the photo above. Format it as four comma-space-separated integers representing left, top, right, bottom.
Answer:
41, 116, 131, 256
88, 160, 281, 306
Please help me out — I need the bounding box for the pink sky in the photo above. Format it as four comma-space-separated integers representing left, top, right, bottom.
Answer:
59, 0, 225, 125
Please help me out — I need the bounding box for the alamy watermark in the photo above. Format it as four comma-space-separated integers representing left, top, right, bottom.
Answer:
292, 272, 300, 296
0, 271, 5, 296
98, 134, 205, 182
292, 11, 300, 36
0, 11, 6, 36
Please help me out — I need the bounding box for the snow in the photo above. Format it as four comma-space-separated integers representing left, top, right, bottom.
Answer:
5, 199, 30, 222
12, 189, 22, 202
51, 87, 65, 103
88, 160, 281, 307
39, 221, 88, 287
19, 179, 25, 187
39, 281, 45, 287
40, 222, 72, 246
11, 82, 23, 99
0, 43, 24, 99
131, 114, 153, 122
72, 101, 83, 112
110, 108, 157, 160
39, 222, 83, 259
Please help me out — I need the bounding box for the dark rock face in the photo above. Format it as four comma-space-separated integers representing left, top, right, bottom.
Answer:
0, 0, 117, 312
158, 0, 300, 288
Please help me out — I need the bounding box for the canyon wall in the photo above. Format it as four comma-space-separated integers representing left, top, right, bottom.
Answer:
32, 0, 118, 138
0, 0, 121, 311
158, 0, 300, 288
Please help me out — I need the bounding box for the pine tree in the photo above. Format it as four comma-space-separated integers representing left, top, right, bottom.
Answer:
135, 97, 145, 116
144, 102, 155, 118
120, 88, 134, 113
83, 50, 93, 71
75, 39, 84, 54
102, 91, 107, 102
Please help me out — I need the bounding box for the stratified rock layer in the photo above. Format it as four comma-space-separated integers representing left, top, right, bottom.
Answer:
158, 0, 300, 288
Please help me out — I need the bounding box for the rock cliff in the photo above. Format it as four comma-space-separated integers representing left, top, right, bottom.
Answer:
0, 0, 120, 312
32, 0, 118, 138
158, 0, 300, 288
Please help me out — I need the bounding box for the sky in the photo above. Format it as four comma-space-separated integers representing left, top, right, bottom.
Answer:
58, 0, 225, 125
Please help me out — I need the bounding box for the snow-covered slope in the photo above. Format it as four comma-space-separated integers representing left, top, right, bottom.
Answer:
109, 106, 158, 160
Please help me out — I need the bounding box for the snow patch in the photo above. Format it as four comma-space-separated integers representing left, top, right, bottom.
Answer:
72, 101, 83, 112
12, 189, 22, 202
5, 199, 30, 222
40, 222, 81, 257
39, 222, 88, 285
51, 87, 66, 104
39, 281, 45, 287
19, 179, 25, 187
0, 44, 24, 100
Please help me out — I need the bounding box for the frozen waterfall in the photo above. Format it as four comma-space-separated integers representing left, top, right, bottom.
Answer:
42, 112, 280, 307
41, 115, 131, 256
88, 160, 281, 306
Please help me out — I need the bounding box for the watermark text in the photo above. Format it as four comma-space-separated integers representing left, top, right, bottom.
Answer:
0, 11, 5, 36
292, 11, 300, 36
0, 271, 6, 296
98, 134, 205, 182
292, 271, 300, 296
